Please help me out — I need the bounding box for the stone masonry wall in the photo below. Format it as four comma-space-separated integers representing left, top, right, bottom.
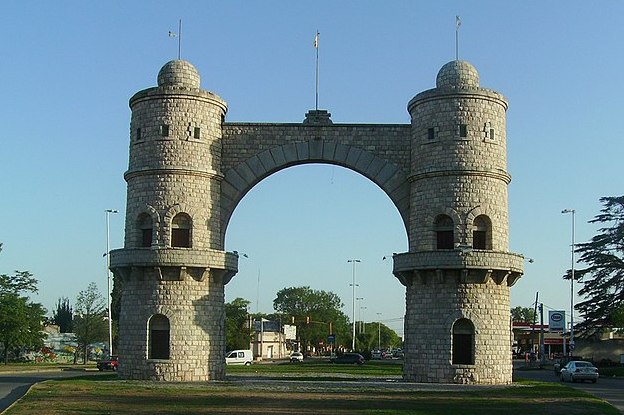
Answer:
118, 267, 225, 381
403, 276, 512, 384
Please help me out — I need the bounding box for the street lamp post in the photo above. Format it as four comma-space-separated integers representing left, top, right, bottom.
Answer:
376, 312, 382, 350
105, 209, 118, 356
562, 208, 576, 355
347, 259, 361, 351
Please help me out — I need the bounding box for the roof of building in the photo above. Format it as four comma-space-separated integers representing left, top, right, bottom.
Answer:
436, 60, 480, 89
157, 59, 201, 88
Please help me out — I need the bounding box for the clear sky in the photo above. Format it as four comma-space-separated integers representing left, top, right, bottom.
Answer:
1, 1, 622, 337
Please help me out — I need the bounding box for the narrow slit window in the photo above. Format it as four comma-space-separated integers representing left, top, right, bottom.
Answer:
160, 124, 170, 137
489, 128, 495, 140
137, 213, 152, 248
136, 127, 142, 141
472, 215, 491, 250
148, 314, 170, 360
452, 319, 474, 365
459, 124, 468, 138
434, 215, 454, 250
428, 128, 435, 140
171, 213, 191, 248
193, 127, 201, 139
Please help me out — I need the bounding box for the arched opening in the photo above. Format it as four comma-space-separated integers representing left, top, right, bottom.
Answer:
171, 213, 191, 248
434, 214, 454, 249
472, 215, 491, 250
224, 163, 408, 353
148, 314, 170, 360
137, 213, 153, 248
452, 318, 474, 365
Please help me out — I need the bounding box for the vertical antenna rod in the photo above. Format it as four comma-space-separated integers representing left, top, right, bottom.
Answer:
455, 15, 461, 61
314, 31, 320, 110
178, 19, 182, 60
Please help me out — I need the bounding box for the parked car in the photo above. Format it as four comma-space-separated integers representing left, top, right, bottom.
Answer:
225, 349, 253, 366
371, 350, 382, 359
560, 360, 599, 383
96, 355, 119, 371
331, 353, 365, 365
554, 355, 583, 375
290, 352, 304, 362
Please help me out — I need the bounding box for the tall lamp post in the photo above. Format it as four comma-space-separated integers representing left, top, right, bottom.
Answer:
347, 259, 361, 351
105, 209, 118, 356
376, 312, 382, 350
562, 208, 575, 355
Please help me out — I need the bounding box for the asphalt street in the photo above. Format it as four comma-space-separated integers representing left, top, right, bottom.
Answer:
513, 367, 624, 414
0, 370, 102, 413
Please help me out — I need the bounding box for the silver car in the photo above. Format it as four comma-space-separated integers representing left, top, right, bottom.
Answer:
560, 360, 599, 383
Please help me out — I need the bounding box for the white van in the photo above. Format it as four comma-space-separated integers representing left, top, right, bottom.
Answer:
225, 349, 253, 366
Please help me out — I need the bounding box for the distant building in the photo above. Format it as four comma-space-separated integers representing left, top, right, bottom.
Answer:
250, 320, 294, 359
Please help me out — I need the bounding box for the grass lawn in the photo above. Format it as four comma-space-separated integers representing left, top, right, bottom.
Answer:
3, 362, 619, 415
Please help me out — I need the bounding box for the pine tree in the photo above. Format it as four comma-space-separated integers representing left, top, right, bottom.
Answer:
52, 297, 73, 333
572, 196, 624, 335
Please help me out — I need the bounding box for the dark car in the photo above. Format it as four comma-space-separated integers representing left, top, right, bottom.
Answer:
97, 355, 119, 371
331, 353, 364, 365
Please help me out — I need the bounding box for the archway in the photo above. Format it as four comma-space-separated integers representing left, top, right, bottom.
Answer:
225, 163, 408, 344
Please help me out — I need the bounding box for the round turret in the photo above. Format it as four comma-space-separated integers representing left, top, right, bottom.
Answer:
157, 60, 201, 88
435, 60, 479, 89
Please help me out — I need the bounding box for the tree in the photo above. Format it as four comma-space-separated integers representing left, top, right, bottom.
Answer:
511, 306, 537, 324
73, 282, 108, 363
225, 297, 252, 351
273, 286, 350, 352
570, 196, 624, 335
358, 322, 402, 352
52, 297, 73, 333
0, 260, 46, 364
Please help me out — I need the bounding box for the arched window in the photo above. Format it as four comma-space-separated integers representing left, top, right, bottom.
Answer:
472, 215, 491, 250
137, 213, 152, 248
148, 314, 170, 360
434, 215, 454, 250
171, 213, 191, 248
452, 318, 474, 365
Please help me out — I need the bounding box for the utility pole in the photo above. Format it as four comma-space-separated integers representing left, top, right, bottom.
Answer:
539, 303, 545, 365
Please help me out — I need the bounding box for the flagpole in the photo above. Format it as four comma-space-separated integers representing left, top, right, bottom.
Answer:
315, 31, 319, 111
455, 16, 460, 61
178, 19, 182, 60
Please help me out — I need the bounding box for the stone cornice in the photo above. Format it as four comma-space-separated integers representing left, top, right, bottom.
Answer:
408, 169, 512, 184
124, 167, 224, 182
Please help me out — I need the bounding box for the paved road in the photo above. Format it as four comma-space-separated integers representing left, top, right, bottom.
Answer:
0, 370, 102, 413
513, 367, 624, 414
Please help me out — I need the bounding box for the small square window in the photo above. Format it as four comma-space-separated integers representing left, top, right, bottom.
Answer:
459, 124, 468, 138
427, 128, 435, 140
193, 127, 201, 139
160, 124, 170, 137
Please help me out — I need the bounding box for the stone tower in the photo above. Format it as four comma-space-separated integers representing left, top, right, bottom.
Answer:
110, 58, 523, 384
393, 60, 523, 384
110, 60, 238, 381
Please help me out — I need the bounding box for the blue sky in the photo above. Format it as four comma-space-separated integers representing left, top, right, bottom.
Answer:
1, 1, 622, 337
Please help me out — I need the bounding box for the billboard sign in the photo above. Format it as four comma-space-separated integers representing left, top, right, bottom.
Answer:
548, 310, 566, 331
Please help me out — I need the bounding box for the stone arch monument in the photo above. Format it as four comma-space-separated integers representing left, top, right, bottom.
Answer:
110, 59, 524, 384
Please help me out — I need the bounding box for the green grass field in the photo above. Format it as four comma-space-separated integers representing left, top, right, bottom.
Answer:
2, 361, 619, 415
